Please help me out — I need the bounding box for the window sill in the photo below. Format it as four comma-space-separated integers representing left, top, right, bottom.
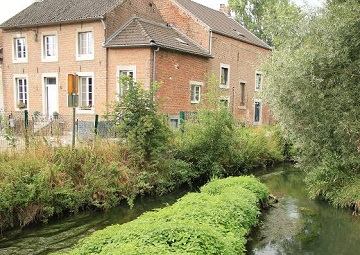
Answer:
76, 55, 94, 61
41, 58, 58, 63
219, 85, 229, 89
191, 101, 200, 104
13, 59, 28, 64
76, 108, 95, 114
238, 105, 246, 110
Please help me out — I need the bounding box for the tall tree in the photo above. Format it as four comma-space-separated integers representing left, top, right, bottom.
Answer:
263, 0, 360, 207
228, 0, 304, 47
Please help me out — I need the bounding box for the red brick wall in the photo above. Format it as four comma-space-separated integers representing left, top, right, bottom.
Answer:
154, 0, 210, 50
155, 49, 208, 115
210, 33, 273, 125
105, 0, 165, 39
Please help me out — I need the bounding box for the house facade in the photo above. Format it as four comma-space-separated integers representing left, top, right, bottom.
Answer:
0, 0, 272, 129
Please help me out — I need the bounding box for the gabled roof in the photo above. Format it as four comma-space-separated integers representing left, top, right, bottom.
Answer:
0, 0, 123, 28
174, 0, 271, 50
105, 17, 210, 57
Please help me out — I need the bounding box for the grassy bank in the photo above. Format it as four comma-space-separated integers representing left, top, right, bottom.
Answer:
0, 125, 285, 232
59, 176, 269, 255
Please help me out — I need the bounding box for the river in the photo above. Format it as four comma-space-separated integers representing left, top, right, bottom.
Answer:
1, 165, 359, 254
247, 164, 360, 255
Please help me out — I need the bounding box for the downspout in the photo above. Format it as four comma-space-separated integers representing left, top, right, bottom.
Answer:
153, 47, 160, 83
101, 18, 109, 113
209, 30, 213, 56
152, 47, 160, 102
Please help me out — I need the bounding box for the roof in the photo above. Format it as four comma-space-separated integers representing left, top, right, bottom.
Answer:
105, 17, 210, 57
0, 0, 123, 28
174, 0, 271, 50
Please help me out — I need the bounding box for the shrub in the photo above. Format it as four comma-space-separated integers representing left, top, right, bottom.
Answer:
63, 176, 269, 255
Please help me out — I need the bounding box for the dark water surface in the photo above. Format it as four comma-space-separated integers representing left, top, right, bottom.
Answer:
247, 165, 360, 255
0, 187, 191, 254
1, 165, 359, 254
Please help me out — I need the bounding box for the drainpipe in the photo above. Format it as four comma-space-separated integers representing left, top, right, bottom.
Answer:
152, 47, 160, 102
153, 47, 160, 83
209, 30, 213, 56
101, 18, 109, 113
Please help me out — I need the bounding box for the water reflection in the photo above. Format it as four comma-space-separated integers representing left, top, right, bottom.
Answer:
247, 165, 360, 255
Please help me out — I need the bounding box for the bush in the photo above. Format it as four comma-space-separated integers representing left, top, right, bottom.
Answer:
62, 176, 269, 255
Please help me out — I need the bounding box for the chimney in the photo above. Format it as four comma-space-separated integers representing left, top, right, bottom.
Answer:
219, 4, 231, 16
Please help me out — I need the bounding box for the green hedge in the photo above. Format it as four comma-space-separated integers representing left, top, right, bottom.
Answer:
63, 176, 269, 255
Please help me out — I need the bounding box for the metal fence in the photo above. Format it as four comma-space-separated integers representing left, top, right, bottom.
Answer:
0, 111, 118, 151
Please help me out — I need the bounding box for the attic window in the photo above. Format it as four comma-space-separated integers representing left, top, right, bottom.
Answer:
175, 37, 189, 46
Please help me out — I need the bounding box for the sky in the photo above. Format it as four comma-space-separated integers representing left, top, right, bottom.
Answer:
0, 0, 324, 24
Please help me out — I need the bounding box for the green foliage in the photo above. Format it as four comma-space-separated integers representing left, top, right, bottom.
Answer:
263, 0, 360, 207
228, 0, 304, 47
111, 76, 171, 166
63, 176, 269, 255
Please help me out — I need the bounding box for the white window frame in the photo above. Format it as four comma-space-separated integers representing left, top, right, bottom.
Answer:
219, 96, 230, 108
116, 66, 136, 98
13, 74, 29, 111
76, 72, 94, 114
41, 32, 58, 62
255, 71, 263, 91
168, 115, 180, 129
254, 99, 262, 124
220, 63, 230, 88
190, 81, 203, 104
12, 34, 28, 63
76, 30, 94, 61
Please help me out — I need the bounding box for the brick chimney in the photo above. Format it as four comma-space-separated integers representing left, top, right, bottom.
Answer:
219, 4, 231, 16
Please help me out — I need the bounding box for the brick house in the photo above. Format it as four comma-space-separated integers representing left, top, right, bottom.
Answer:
0, 0, 272, 128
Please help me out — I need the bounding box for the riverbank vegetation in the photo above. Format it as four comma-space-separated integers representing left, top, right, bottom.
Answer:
263, 0, 360, 210
60, 176, 269, 255
0, 77, 287, 232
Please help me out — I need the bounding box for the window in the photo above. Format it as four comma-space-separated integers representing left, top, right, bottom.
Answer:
79, 76, 93, 109
255, 72, 263, 91
168, 116, 180, 129
220, 97, 230, 108
15, 77, 28, 110
190, 82, 202, 104
77, 31, 93, 60
42, 34, 57, 61
13, 36, 27, 62
220, 64, 230, 88
254, 99, 262, 124
240, 82, 246, 107
117, 66, 136, 97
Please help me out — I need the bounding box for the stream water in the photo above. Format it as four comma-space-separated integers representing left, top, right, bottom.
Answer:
1, 165, 359, 254
247, 165, 360, 255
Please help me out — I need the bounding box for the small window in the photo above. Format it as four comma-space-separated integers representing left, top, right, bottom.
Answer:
77, 31, 93, 60
15, 77, 28, 110
79, 76, 93, 109
254, 99, 262, 124
220, 64, 230, 88
240, 82, 246, 106
220, 97, 229, 108
13, 37, 27, 62
255, 72, 263, 91
169, 118, 179, 129
117, 66, 136, 97
190, 82, 202, 104
42, 34, 57, 61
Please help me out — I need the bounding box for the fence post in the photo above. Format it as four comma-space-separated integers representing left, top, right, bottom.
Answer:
94, 114, 99, 136
24, 110, 29, 149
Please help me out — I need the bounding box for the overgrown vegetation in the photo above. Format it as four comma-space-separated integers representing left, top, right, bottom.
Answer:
60, 176, 269, 255
0, 76, 286, 232
263, 0, 360, 209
